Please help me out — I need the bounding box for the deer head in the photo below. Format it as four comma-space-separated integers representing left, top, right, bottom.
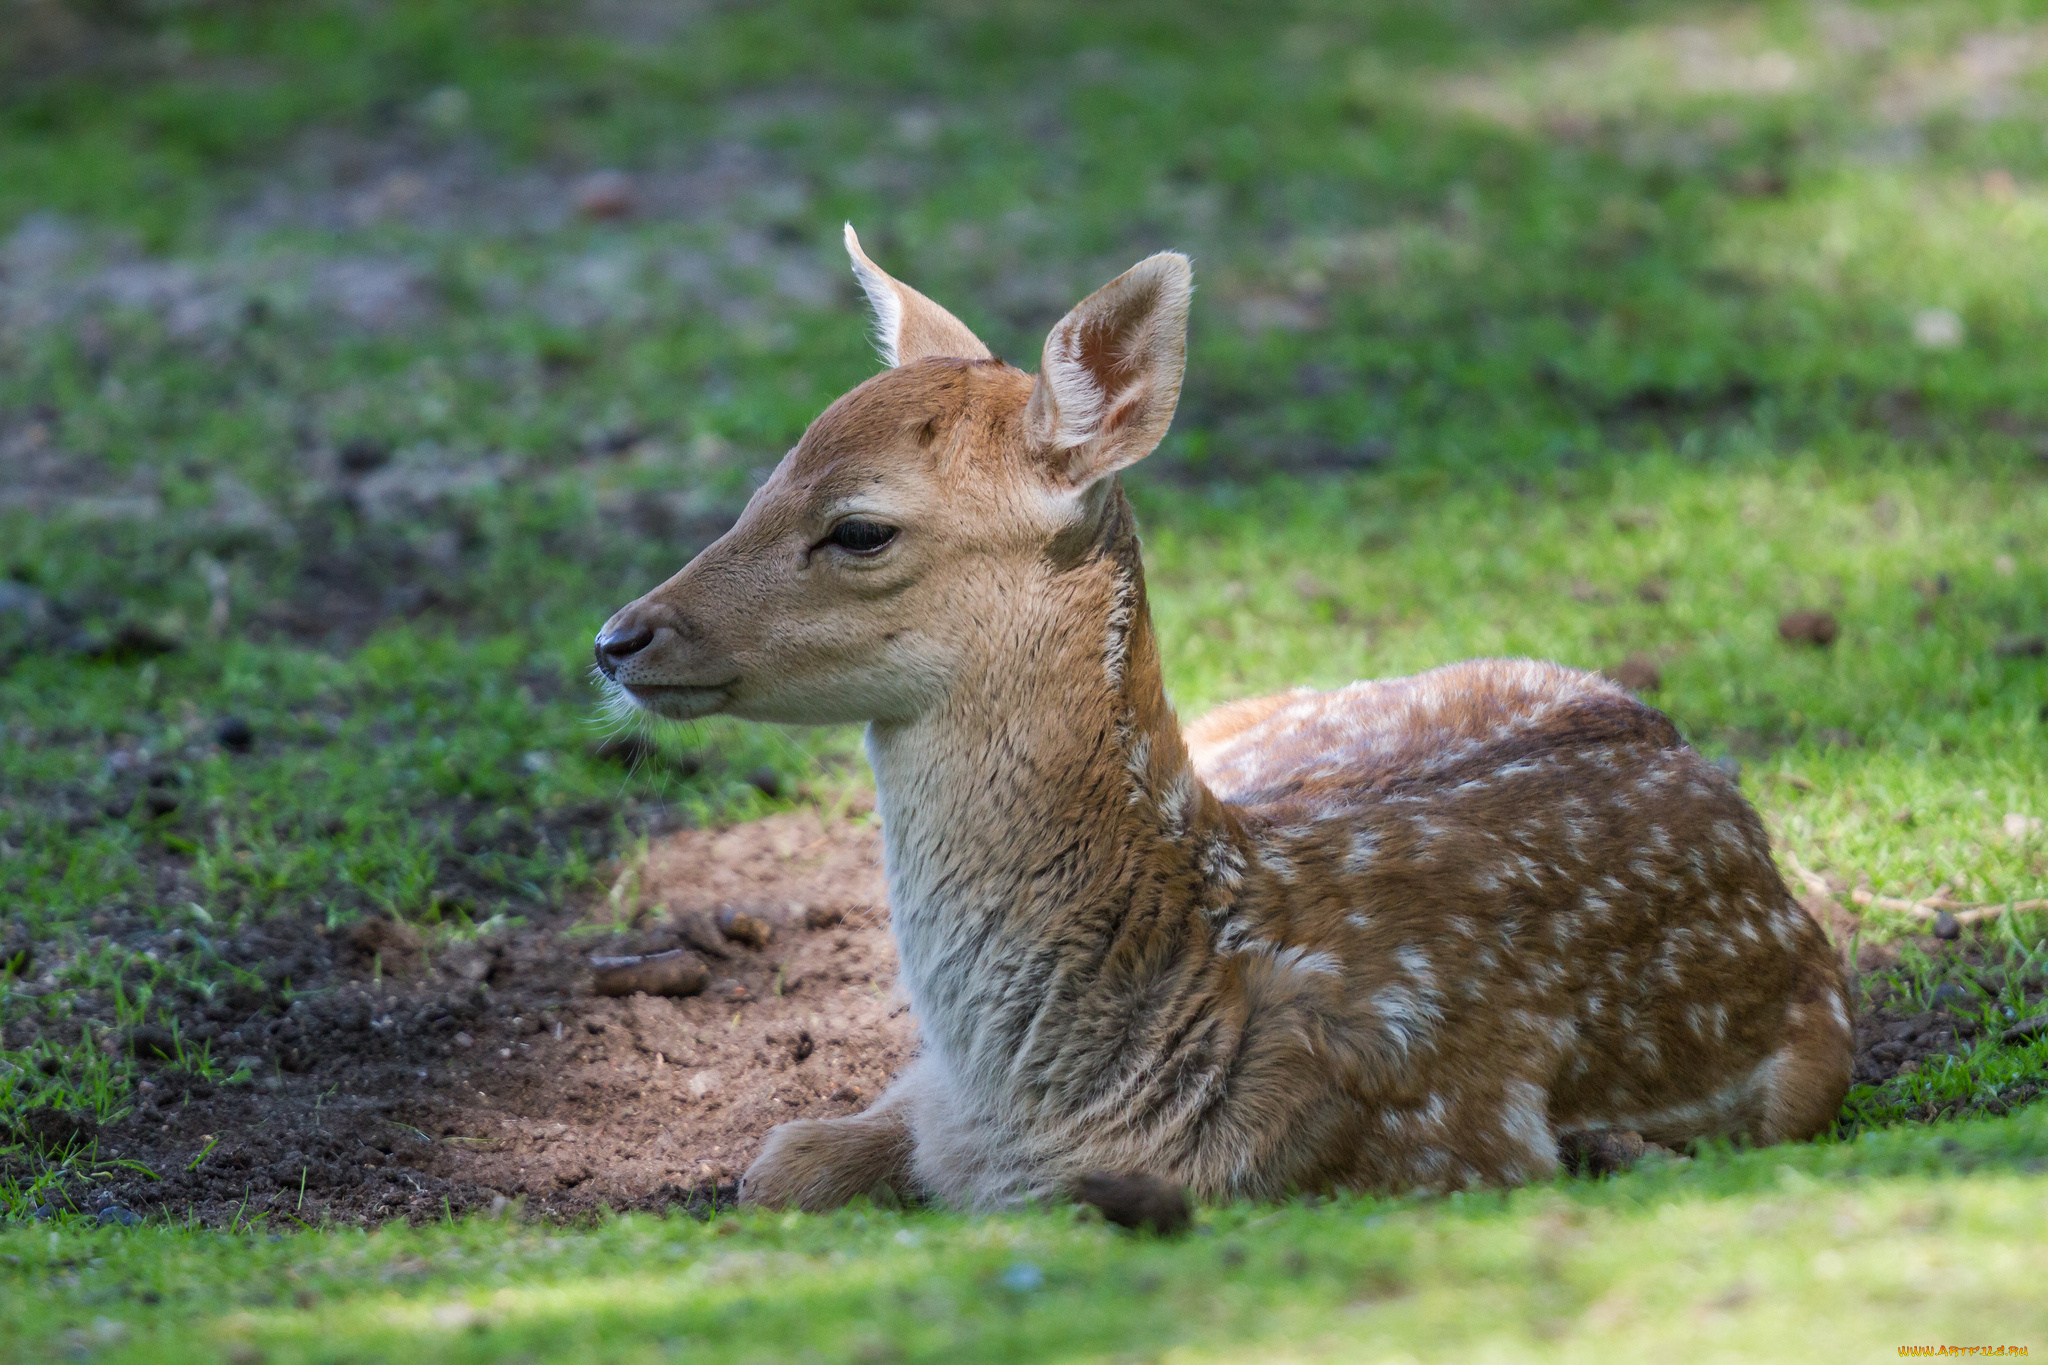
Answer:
594, 226, 1192, 727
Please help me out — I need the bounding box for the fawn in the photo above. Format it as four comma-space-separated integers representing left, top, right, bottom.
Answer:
594, 227, 1854, 1209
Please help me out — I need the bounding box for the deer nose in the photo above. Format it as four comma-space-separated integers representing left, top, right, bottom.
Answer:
593, 618, 656, 677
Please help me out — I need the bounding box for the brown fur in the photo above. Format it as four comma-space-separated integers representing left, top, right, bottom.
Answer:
593, 236, 1854, 1210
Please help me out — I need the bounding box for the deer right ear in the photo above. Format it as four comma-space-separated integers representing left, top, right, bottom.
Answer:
844, 224, 992, 369
1026, 252, 1192, 488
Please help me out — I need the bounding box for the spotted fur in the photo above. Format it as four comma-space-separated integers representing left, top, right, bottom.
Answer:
593, 235, 1854, 1210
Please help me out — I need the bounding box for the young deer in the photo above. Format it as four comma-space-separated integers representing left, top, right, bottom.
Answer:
593, 227, 1853, 1209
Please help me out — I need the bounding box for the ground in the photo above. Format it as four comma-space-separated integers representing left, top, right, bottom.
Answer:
3, 0, 2048, 1359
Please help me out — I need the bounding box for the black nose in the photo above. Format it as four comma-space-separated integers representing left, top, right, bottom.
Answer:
594, 621, 655, 677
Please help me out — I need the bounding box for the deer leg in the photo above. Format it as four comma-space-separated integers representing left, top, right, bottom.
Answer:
1556, 1128, 1689, 1176
740, 1069, 928, 1212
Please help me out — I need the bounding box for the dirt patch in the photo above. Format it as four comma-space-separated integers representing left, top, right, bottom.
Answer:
9, 809, 909, 1226
9, 807, 2044, 1225
1847, 931, 2048, 1121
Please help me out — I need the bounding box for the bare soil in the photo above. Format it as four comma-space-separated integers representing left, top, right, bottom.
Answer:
18, 809, 912, 1225
8, 808, 2044, 1226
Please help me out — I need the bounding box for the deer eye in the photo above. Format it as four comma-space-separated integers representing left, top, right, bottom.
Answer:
825, 519, 897, 554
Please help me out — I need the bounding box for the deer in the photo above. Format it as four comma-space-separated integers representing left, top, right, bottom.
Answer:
592, 226, 1854, 1211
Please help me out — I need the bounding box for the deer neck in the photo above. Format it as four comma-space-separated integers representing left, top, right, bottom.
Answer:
863, 491, 1233, 1086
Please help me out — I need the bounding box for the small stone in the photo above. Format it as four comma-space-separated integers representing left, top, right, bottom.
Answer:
97, 1206, 140, 1227
716, 907, 774, 949
1602, 654, 1661, 693
217, 716, 255, 752
454, 1031, 475, 1049
573, 170, 637, 220
440, 944, 495, 982
803, 904, 845, 930
590, 949, 709, 998
1777, 610, 1839, 646
1074, 1172, 1192, 1236
1929, 981, 1969, 1006
1931, 911, 1960, 941
743, 767, 782, 799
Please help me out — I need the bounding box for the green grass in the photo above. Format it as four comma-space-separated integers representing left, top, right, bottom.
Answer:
5, 1109, 2048, 1363
4, 0, 2048, 1355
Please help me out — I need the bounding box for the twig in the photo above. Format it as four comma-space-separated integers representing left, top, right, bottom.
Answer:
1849, 889, 2048, 925
1788, 853, 2045, 926
1781, 851, 1832, 900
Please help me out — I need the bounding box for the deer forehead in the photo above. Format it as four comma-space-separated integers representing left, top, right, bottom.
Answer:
762, 358, 1037, 517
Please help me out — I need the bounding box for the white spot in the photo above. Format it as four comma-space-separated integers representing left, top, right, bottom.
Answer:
1343, 828, 1380, 874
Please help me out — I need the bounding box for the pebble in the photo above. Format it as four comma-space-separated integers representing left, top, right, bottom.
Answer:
96, 1206, 140, 1227
1931, 912, 1960, 941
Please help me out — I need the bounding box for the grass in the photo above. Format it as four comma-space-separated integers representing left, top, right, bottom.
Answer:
3, 0, 2048, 1355
5, 1106, 2048, 1364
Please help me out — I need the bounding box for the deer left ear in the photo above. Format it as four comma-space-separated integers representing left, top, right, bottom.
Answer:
843, 224, 992, 369
1026, 252, 1192, 487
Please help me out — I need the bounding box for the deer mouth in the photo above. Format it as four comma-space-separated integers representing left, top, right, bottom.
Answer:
616, 681, 736, 719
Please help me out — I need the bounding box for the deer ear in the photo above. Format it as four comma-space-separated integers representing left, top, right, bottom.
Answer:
843, 224, 992, 369
1026, 252, 1192, 487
